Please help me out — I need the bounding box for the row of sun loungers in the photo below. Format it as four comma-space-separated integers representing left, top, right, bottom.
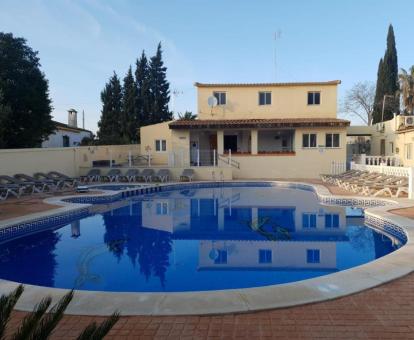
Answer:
80, 168, 195, 183
0, 171, 79, 201
321, 170, 409, 198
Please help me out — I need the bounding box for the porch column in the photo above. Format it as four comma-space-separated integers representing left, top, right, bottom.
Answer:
217, 130, 224, 154
251, 129, 258, 155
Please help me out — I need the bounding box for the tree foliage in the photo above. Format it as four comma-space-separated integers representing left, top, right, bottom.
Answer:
373, 24, 399, 123
97, 72, 123, 145
342, 82, 375, 126
177, 111, 197, 120
121, 66, 138, 143
0, 32, 54, 148
0, 285, 119, 340
399, 66, 414, 115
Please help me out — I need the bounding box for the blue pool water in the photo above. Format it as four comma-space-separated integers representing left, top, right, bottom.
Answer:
0, 185, 402, 292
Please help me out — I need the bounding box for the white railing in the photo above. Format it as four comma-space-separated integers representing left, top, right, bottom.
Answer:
351, 162, 414, 199
331, 161, 346, 175
353, 154, 400, 167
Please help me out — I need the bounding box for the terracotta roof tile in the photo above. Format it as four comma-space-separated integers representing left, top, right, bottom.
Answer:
194, 80, 341, 88
169, 118, 350, 129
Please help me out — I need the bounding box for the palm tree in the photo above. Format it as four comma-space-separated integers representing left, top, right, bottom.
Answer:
399, 66, 414, 115
177, 111, 197, 120
0, 285, 119, 340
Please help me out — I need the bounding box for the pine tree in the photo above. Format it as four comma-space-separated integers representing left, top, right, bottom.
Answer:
121, 66, 138, 143
0, 32, 54, 148
373, 24, 399, 123
149, 43, 171, 124
135, 51, 151, 129
97, 72, 123, 145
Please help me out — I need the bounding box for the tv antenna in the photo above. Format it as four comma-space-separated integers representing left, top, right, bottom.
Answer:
274, 30, 282, 81
207, 96, 218, 116
171, 89, 183, 115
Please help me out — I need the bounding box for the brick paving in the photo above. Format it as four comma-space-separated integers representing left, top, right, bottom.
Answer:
2, 180, 414, 339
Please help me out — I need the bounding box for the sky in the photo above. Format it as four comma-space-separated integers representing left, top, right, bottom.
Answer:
1, 0, 414, 133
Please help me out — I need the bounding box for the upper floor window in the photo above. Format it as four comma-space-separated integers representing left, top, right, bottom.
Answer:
302, 213, 317, 229
62, 135, 70, 147
214, 250, 228, 264
155, 139, 167, 152
302, 133, 317, 148
325, 133, 340, 148
405, 143, 412, 160
259, 92, 271, 105
308, 92, 320, 105
325, 213, 339, 228
213, 92, 226, 105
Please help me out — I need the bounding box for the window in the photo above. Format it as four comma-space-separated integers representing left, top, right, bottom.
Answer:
62, 135, 70, 147
259, 92, 271, 105
302, 213, 317, 229
259, 249, 272, 264
214, 250, 227, 264
405, 143, 412, 160
307, 92, 320, 105
302, 134, 317, 148
155, 139, 167, 152
325, 214, 339, 228
325, 133, 340, 148
307, 249, 320, 263
156, 202, 168, 215
213, 92, 226, 105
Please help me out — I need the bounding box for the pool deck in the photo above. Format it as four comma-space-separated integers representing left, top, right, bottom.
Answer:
2, 180, 414, 339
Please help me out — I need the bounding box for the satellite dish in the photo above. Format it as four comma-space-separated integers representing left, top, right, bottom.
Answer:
208, 96, 218, 107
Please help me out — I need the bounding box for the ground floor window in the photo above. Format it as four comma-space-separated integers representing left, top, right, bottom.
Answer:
306, 249, 320, 263
302, 133, 317, 148
155, 139, 167, 152
258, 249, 272, 264
326, 133, 340, 148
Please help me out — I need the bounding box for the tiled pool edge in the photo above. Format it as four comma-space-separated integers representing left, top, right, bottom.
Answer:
0, 180, 413, 316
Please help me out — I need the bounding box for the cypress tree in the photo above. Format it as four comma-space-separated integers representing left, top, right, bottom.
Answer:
373, 24, 399, 123
0, 33, 54, 148
149, 43, 172, 124
97, 72, 123, 145
135, 51, 151, 128
121, 66, 138, 143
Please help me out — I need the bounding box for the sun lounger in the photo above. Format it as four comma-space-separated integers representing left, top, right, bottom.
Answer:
0, 175, 36, 195
119, 169, 140, 182
180, 169, 194, 182
101, 169, 121, 182
79, 169, 101, 183
137, 169, 155, 182
34, 172, 65, 189
321, 170, 359, 184
14, 174, 55, 192
0, 184, 24, 200
347, 174, 396, 193
47, 171, 78, 187
152, 169, 171, 182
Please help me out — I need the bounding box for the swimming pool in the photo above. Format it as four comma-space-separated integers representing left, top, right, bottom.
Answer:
0, 184, 403, 293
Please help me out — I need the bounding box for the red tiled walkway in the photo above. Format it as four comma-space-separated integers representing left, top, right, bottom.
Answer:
5, 271, 414, 339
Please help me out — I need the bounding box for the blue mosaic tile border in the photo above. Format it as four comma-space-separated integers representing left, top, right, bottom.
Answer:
365, 214, 408, 244
0, 208, 90, 243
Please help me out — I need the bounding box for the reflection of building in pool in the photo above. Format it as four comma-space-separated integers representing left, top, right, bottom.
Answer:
71, 221, 81, 238
140, 187, 350, 271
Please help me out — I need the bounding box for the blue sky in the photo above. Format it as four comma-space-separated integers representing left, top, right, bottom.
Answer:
1, 0, 413, 132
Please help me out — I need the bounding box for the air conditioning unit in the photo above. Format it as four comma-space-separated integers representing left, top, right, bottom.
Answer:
405, 116, 414, 126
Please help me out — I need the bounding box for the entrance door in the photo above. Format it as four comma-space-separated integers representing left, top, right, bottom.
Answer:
209, 134, 217, 150
190, 141, 199, 165
224, 135, 237, 153
380, 139, 385, 156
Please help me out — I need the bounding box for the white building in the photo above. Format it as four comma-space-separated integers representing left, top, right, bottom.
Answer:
42, 109, 93, 148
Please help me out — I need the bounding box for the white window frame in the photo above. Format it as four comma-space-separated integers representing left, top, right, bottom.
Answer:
325, 133, 340, 148
155, 139, 167, 152
307, 91, 321, 105
258, 91, 271, 105
302, 133, 317, 148
213, 91, 226, 105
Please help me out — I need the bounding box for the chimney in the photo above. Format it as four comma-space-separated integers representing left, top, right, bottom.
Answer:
68, 109, 78, 128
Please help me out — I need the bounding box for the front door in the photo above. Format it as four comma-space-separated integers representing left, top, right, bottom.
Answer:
209, 134, 217, 150
224, 135, 237, 153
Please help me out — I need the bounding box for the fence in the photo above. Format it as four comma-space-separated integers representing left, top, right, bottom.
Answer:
353, 154, 400, 167
330, 161, 346, 175
351, 162, 414, 199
